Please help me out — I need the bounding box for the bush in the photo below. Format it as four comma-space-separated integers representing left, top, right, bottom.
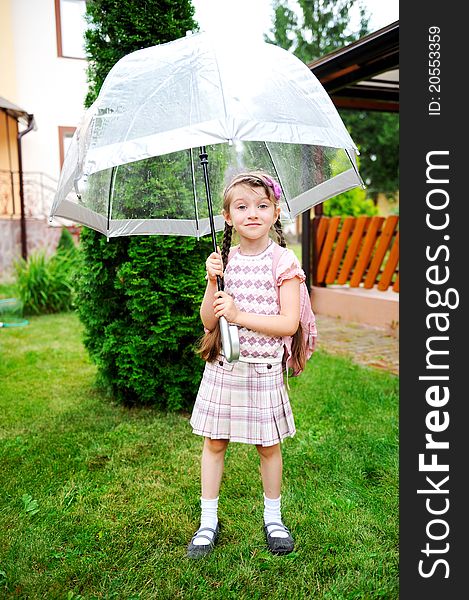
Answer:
76, 228, 212, 410
76, 0, 212, 411
56, 227, 78, 254
14, 250, 78, 315
323, 186, 378, 217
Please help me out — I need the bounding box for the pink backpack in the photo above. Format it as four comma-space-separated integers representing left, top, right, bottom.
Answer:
228, 243, 317, 376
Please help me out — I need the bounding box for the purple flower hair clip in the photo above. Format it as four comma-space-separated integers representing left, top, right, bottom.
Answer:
263, 176, 282, 201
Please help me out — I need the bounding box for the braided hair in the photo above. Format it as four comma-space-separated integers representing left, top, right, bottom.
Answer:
221, 222, 233, 272
274, 218, 287, 248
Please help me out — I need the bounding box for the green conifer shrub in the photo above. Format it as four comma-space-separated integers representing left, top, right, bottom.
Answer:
77, 0, 215, 410
56, 227, 78, 254
76, 230, 211, 409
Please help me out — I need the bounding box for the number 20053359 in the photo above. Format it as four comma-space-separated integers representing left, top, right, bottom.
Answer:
428, 26, 441, 116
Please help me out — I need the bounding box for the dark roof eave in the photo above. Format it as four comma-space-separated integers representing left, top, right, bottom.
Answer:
309, 21, 399, 113
0, 96, 31, 125
333, 97, 399, 112
308, 21, 399, 73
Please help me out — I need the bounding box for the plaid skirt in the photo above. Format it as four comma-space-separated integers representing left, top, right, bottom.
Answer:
190, 358, 296, 447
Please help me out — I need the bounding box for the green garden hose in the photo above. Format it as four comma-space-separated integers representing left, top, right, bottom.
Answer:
0, 299, 29, 328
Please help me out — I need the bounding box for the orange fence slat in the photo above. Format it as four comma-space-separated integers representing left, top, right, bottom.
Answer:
378, 231, 399, 291
364, 215, 399, 288
349, 216, 385, 287
337, 216, 370, 284
325, 216, 355, 284
316, 216, 341, 284
316, 217, 329, 255
313, 214, 400, 293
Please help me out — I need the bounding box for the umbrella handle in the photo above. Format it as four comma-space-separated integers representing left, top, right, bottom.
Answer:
219, 316, 240, 363
199, 147, 239, 362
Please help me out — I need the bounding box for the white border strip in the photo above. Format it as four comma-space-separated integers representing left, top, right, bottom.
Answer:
286, 168, 362, 218
52, 200, 226, 237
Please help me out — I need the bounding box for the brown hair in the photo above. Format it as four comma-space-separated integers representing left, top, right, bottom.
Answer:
197, 170, 303, 370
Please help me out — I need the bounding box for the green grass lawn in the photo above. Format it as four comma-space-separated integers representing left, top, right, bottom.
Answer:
0, 312, 398, 599
0, 281, 17, 300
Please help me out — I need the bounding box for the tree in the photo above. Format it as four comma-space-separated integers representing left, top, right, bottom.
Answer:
266, 0, 399, 202
84, 0, 198, 108
266, 0, 369, 63
340, 110, 399, 200
76, 0, 214, 410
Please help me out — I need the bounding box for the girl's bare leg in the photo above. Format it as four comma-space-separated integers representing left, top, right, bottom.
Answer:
256, 443, 289, 539
188, 437, 229, 552
201, 437, 229, 498
256, 443, 283, 498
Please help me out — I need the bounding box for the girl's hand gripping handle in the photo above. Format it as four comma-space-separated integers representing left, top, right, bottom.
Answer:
219, 316, 240, 363
206, 250, 224, 284
205, 249, 239, 362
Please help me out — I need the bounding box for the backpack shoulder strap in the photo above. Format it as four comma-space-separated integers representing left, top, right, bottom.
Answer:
271, 242, 285, 269
271, 242, 289, 299
227, 245, 239, 264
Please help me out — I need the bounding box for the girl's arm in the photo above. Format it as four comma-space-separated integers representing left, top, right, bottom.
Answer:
200, 278, 219, 331
200, 250, 224, 331
213, 277, 301, 337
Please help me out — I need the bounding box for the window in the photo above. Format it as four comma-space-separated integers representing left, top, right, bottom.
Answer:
58, 126, 76, 167
55, 0, 87, 59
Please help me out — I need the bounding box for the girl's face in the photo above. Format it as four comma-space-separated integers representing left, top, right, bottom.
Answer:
223, 183, 280, 241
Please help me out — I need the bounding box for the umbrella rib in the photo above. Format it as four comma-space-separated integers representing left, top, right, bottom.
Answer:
210, 42, 230, 131
345, 149, 366, 188
106, 166, 117, 236
189, 147, 200, 238
264, 142, 291, 215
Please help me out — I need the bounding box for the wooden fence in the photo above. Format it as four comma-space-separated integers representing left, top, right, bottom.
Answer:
312, 215, 399, 292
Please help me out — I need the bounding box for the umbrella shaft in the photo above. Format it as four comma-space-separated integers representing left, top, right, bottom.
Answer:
200, 146, 234, 361
199, 146, 223, 292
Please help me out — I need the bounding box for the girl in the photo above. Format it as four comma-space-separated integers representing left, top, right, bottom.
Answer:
187, 171, 306, 559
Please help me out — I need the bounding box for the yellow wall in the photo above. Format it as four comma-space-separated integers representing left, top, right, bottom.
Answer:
0, 112, 18, 170
377, 192, 399, 216
0, 0, 17, 101
0, 111, 20, 216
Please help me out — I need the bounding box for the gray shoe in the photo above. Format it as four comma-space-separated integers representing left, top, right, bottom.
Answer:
264, 522, 294, 555
187, 523, 220, 559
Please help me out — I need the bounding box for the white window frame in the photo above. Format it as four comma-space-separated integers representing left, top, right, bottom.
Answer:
55, 0, 87, 60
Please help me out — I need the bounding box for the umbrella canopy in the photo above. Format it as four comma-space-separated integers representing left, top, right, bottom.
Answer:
50, 31, 363, 238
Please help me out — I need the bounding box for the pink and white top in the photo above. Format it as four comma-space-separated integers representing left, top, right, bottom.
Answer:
224, 241, 306, 363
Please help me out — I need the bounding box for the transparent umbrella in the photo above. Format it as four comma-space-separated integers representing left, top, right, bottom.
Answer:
50, 31, 364, 361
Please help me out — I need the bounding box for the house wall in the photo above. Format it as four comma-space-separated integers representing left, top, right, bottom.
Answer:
0, 0, 88, 279
4, 0, 88, 190
0, 0, 17, 100
0, 114, 20, 216
0, 218, 63, 280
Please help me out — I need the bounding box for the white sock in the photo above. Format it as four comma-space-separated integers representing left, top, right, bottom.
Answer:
193, 496, 219, 546
264, 494, 289, 538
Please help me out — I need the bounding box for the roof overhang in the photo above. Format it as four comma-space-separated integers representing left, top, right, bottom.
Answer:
309, 21, 399, 112
0, 96, 32, 125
